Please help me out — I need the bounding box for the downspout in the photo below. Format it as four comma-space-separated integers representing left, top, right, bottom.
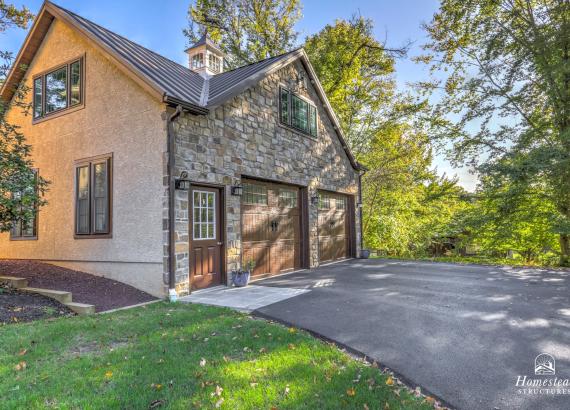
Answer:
358, 166, 367, 255
167, 104, 183, 301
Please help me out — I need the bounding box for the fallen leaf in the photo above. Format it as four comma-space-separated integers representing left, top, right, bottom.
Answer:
363, 404, 369, 410
17, 349, 27, 356
259, 347, 267, 353
288, 344, 296, 350
222, 356, 230, 362
394, 389, 401, 397
104, 371, 113, 379
250, 382, 258, 387
284, 385, 290, 395
199, 358, 206, 367
384, 403, 390, 409
211, 385, 223, 397
385, 377, 394, 386
13, 361, 26, 371
215, 398, 224, 408
151, 383, 163, 390
346, 388, 356, 397
425, 397, 435, 404
414, 387, 422, 397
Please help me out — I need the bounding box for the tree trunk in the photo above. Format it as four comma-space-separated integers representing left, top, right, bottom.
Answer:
560, 234, 570, 266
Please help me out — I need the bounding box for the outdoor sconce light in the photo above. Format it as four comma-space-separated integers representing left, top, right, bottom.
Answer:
231, 185, 243, 196
357, 202, 363, 208
175, 171, 191, 190
311, 193, 319, 205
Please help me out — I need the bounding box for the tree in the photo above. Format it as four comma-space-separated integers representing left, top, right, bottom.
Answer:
461, 176, 560, 263
0, 2, 47, 233
420, 0, 570, 264
184, 0, 301, 68
303, 16, 407, 153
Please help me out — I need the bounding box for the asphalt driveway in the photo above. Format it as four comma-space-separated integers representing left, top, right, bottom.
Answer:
255, 259, 570, 410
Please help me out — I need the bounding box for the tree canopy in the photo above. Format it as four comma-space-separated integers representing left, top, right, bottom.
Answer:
184, 0, 301, 68
0, 1, 47, 233
420, 0, 570, 264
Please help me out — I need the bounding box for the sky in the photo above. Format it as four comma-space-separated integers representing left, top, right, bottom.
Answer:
1, 0, 478, 191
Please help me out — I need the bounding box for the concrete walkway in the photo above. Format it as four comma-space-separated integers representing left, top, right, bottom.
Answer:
179, 285, 309, 312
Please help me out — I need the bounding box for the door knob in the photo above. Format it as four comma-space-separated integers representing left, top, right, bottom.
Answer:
217, 242, 223, 246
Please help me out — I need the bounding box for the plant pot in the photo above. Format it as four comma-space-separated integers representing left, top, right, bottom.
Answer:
360, 249, 370, 259
231, 270, 251, 287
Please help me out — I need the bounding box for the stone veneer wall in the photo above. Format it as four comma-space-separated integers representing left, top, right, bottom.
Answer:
166, 61, 360, 295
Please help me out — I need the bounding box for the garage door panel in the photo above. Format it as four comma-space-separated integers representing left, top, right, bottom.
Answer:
318, 191, 349, 263
242, 180, 301, 277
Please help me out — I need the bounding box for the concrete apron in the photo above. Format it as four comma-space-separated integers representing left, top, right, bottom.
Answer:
179, 285, 310, 312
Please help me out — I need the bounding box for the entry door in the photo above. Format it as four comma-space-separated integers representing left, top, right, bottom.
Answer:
190, 187, 223, 289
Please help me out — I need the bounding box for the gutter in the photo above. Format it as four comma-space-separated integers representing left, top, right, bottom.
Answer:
166, 104, 184, 301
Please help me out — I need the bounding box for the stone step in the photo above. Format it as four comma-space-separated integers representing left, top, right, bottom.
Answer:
21, 287, 72, 304
65, 302, 95, 315
0, 276, 28, 288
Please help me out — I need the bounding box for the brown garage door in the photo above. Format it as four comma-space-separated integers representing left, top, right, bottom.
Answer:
241, 179, 301, 277
318, 191, 349, 263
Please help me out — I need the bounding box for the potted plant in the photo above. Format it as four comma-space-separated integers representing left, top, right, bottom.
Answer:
360, 249, 371, 259
231, 258, 255, 287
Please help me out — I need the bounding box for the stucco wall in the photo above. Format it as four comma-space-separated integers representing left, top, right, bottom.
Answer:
0, 19, 167, 297
170, 60, 361, 294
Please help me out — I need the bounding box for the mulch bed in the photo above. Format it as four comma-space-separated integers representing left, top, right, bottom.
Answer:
0, 260, 157, 312
0, 285, 74, 325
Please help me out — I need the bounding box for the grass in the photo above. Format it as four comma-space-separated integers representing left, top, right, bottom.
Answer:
0, 302, 435, 409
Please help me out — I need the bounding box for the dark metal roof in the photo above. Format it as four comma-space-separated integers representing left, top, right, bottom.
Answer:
50, 2, 205, 107
185, 32, 225, 55
206, 49, 301, 108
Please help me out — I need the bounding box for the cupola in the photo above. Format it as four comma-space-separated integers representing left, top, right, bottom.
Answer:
185, 32, 225, 77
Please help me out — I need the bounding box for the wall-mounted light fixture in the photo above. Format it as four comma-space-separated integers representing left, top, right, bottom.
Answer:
311, 193, 319, 205
175, 171, 191, 190
356, 202, 363, 208
231, 185, 243, 196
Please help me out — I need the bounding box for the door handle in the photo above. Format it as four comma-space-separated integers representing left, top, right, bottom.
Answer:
217, 242, 223, 246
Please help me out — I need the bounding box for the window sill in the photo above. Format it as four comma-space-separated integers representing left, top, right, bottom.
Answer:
74, 233, 112, 239
32, 103, 85, 125
277, 122, 317, 140
9, 236, 38, 241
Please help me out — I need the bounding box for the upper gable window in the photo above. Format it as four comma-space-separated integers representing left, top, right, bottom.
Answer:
208, 54, 221, 73
33, 58, 83, 120
191, 53, 204, 69
279, 86, 318, 137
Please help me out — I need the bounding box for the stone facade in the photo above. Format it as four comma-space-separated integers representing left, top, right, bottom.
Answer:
168, 60, 361, 295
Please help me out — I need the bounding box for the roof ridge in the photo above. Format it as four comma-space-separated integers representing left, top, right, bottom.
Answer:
49, 1, 198, 77
212, 47, 303, 77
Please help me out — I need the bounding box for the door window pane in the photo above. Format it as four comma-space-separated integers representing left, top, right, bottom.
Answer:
242, 183, 268, 205
45, 67, 67, 113
193, 191, 216, 240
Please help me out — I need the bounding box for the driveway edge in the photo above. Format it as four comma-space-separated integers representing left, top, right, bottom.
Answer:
252, 310, 456, 410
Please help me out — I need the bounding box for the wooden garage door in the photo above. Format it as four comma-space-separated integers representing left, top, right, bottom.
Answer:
241, 180, 301, 277
318, 191, 348, 263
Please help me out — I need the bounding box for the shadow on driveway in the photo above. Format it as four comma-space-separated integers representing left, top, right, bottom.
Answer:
254, 259, 570, 410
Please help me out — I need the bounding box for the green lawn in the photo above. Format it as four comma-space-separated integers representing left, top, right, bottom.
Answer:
1, 302, 436, 409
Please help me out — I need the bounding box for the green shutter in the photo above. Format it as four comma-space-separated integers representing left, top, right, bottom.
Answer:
309, 105, 317, 137
280, 88, 290, 125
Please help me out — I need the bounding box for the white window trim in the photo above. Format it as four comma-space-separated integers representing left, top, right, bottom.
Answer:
192, 190, 216, 240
